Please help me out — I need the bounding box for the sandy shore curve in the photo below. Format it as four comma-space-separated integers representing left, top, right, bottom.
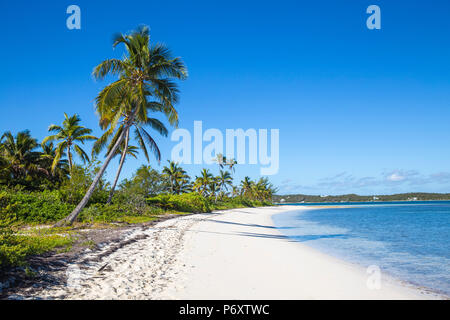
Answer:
11, 205, 443, 300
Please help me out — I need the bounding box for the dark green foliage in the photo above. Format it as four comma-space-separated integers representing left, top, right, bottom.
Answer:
0, 189, 75, 223
58, 162, 109, 205
117, 165, 169, 198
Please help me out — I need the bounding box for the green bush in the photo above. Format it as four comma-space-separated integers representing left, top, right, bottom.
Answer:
147, 193, 212, 213
0, 190, 75, 223
57, 162, 109, 205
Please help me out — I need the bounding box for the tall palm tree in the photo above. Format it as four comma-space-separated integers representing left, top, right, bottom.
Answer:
217, 170, 233, 198
162, 161, 190, 194
0, 130, 43, 181
42, 113, 97, 173
57, 26, 187, 225
193, 169, 214, 197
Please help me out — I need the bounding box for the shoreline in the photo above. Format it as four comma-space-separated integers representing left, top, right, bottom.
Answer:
272, 206, 449, 299
163, 205, 443, 300
5, 206, 446, 300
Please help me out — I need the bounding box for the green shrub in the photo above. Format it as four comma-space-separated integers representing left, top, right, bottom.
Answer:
147, 193, 212, 213
0, 190, 75, 223
79, 203, 127, 223
57, 162, 109, 205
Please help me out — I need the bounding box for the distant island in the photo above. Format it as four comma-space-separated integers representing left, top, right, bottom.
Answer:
273, 193, 450, 203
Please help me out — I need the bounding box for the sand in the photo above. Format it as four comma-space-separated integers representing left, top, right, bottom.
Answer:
13, 206, 442, 300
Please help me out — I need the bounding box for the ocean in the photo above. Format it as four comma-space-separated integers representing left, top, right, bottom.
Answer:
272, 201, 450, 296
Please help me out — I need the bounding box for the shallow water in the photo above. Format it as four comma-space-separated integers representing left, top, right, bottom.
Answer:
273, 202, 450, 296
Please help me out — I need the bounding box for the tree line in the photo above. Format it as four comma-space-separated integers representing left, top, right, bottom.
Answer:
0, 26, 276, 226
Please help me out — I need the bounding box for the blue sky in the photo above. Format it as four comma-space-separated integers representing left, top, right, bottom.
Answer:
1, 0, 449, 195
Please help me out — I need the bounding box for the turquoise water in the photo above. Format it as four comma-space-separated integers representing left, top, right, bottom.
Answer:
273, 202, 450, 296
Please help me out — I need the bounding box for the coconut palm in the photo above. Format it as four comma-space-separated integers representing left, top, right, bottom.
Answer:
0, 130, 43, 181
42, 113, 97, 173
226, 158, 237, 175
240, 176, 254, 198
193, 169, 214, 197
40, 142, 70, 182
214, 153, 227, 169
231, 186, 241, 198
217, 170, 233, 198
58, 26, 187, 225
162, 161, 190, 195
97, 113, 168, 203
112, 144, 139, 160
209, 176, 221, 201
254, 177, 277, 201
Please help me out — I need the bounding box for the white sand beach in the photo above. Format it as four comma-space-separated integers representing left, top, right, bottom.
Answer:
16, 205, 441, 300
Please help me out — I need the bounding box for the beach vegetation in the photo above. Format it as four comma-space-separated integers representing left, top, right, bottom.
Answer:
0, 25, 275, 272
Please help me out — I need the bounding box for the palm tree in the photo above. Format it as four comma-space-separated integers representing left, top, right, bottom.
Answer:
98, 113, 169, 204
209, 177, 221, 201
57, 26, 187, 225
214, 153, 227, 169
240, 176, 254, 199
254, 177, 277, 201
226, 158, 237, 175
112, 144, 139, 160
217, 170, 233, 198
0, 130, 43, 182
42, 113, 97, 173
40, 141, 70, 182
193, 169, 214, 197
231, 186, 241, 198
162, 161, 190, 195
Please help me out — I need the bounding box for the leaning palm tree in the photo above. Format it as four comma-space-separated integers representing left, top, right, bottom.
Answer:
57, 26, 187, 226
97, 110, 169, 203
42, 113, 97, 173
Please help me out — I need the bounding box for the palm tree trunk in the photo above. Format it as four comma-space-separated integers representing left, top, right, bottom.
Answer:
107, 128, 130, 204
55, 124, 130, 226
67, 146, 73, 172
